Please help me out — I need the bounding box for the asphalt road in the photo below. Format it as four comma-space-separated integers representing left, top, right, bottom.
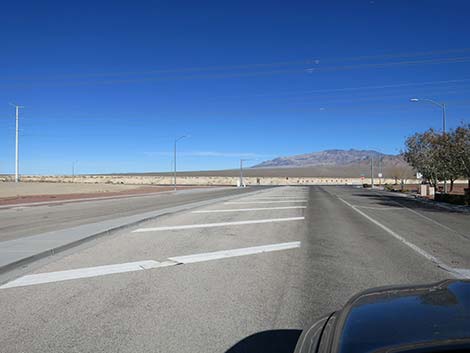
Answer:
1, 186, 469, 353
0, 187, 258, 242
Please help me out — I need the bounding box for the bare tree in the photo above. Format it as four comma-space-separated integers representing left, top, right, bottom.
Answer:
387, 158, 414, 190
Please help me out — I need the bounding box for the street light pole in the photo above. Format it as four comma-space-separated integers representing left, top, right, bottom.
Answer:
72, 161, 78, 178
442, 103, 446, 133
173, 135, 187, 191
370, 157, 374, 188
410, 98, 448, 192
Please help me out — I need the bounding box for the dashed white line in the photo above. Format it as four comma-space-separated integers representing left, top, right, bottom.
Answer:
192, 206, 307, 213
1, 242, 301, 289
169, 241, 301, 264
0, 260, 174, 289
225, 200, 307, 204
356, 206, 406, 210
132, 216, 305, 232
241, 198, 307, 202
454, 268, 470, 278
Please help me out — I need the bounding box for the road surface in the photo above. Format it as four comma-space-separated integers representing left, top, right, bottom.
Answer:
1, 186, 469, 353
0, 187, 257, 242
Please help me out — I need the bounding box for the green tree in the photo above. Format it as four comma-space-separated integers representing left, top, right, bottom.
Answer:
453, 125, 470, 189
433, 132, 461, 192
404, 130, 440, 187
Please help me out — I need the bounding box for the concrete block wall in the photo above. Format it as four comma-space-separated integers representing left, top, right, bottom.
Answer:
0, 174, 423, 186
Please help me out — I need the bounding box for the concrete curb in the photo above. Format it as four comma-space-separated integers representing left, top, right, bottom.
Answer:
0, 187, 274, 276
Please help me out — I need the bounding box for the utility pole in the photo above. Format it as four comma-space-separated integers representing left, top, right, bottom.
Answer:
10, 103, 23, 183
378, 157, 383, 186
370, 157, 374, 188
173, 141, 177, 191
239, 159, 250, 187
173, 136, 187, 191
72, 161, 78, 178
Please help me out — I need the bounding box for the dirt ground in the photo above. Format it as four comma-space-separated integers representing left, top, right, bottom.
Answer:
0, 182, 145, 198
0, 182, 208, 206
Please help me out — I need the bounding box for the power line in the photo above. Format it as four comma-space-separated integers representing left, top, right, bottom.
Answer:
2, 55, 470, 88
3, 47, 470, 82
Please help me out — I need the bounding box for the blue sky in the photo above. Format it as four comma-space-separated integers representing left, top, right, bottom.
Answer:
1, 0, 469, 174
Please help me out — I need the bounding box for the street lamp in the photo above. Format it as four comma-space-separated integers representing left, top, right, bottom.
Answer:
173, 135, 188, 191
409, 98, 446, 133
410, 97, 448, 192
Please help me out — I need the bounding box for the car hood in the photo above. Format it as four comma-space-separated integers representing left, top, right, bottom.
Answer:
295, 280, 470, 353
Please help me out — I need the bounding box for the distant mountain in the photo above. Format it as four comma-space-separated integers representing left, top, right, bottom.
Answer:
253, 149, 404, 168
115, 149, 413, 178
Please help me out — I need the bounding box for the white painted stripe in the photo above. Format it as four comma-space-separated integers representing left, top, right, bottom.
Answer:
356, 206, 406, 210
0, 242, 301, 289
454, 269, 470, 279
337, 196, 461, 277
243, 198, 307, 201
132, 217, 305, 232
225, 200, 307, 204
251, 194, 308, 196
0, 260, 173, 289
192, 206, 307, 213
169, 241, 301, 264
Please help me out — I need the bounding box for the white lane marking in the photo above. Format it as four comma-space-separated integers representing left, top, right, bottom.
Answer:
261, 194, 308, 196
454, 269, 470, 278
192, 206, 307, 213
0, 260, 175, 289
132, 217, 305, 232
356, 206, 406, 210
242, 198, 307, 201
169, 241, 301, 264
337, 196, 469, 278
225, 200, 307, 204
0, 242, 301, 289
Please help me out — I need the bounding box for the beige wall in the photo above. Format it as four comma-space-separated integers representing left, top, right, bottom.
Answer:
0, 174, 430, 186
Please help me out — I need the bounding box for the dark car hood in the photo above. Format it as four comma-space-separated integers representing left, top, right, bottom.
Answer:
296, 280, 470, 353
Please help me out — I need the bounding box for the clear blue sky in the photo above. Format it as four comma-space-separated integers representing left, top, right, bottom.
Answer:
1, 0, 469, 174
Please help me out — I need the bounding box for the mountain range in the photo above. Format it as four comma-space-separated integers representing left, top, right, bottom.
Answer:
253, 149, 405, 168
243, 149, 415, 178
